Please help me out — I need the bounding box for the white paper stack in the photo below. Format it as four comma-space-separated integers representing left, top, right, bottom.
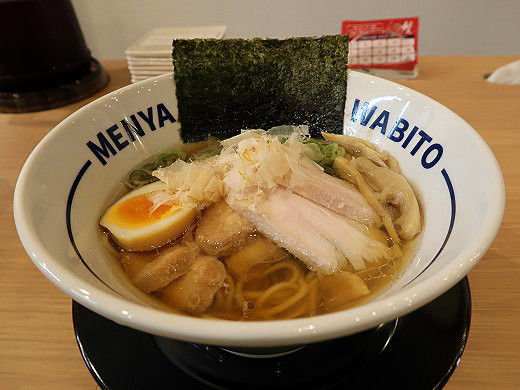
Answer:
126, 26, 227, 83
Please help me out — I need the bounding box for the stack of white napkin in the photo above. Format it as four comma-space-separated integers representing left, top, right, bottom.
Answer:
486, 59, 520, 84
126, 26, 227, 83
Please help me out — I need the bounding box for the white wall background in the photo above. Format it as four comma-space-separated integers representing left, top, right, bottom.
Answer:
71, 0, 520, 59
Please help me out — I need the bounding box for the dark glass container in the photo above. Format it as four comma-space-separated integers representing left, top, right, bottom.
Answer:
0, 0, 108, 112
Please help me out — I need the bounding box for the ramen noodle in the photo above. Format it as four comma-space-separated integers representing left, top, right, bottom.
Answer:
100, 128, 421, 320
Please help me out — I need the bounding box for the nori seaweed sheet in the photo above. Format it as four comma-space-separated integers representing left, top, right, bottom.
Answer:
172, 35, 349, 142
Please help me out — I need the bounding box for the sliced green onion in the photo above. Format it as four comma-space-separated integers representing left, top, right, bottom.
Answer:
127, 169, 155, 189
141, 163, 157, 175
124, 149, 187, 189
278, 135, 289, 144
156, 150, 187, 168
302, 139, 345, 169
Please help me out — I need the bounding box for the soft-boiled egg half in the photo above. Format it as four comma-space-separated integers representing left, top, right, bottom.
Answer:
100, 181, 196, 251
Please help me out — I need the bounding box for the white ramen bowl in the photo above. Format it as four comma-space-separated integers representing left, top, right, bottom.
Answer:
14, 72, 504, 347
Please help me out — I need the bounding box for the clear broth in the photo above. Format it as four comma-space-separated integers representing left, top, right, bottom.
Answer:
100, 140, 419, 320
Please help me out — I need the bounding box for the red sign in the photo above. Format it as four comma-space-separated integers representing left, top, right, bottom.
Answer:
342, 17, 419, 71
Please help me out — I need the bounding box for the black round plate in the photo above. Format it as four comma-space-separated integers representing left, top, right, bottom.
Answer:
73, 277, 471, 390
0, 58, 109, 113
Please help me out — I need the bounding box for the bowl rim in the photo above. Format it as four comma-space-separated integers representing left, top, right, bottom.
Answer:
13, 72, 505, 346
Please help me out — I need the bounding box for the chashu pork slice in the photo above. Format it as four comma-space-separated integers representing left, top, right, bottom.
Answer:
290, 160, 379, 226
229, 187, 389, 273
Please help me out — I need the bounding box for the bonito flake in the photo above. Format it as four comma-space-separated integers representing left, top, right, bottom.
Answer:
152, 128, 317, 211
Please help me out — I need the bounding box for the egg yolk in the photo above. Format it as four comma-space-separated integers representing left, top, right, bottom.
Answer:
107, 194, 180, 228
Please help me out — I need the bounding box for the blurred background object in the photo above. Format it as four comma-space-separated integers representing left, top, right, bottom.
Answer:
343, 17, 419, 79
72, 0, 520, 59
126, 26, 226, 83
3, 0, 515, 111
0, 0, 108, 113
